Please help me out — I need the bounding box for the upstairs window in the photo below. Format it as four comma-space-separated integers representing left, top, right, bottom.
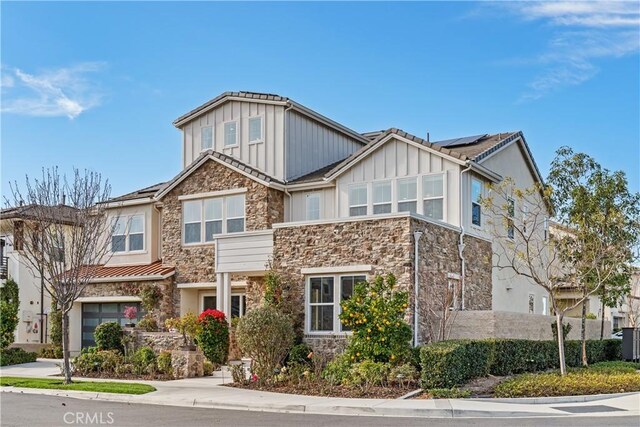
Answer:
201, 126, 213, 151
224, 121, 238, 146
397, 177, 417, 213
183, 194, 246, 244
471, 178, 482, 227
507, 198, 515, 239
372, 181, 392, 214
111, 215, 145, 252
423, 174, 444, 220
248, 117, 263, 144
306, 193, 321, 221
348, 184, 368, 217
528, 294, 535, 314
52, 236, 65, 263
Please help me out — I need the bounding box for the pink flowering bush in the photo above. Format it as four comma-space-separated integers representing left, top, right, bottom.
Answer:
123, 306, 138, 321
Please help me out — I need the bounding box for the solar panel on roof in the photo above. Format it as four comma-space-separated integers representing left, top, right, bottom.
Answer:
432, 134, 488, 147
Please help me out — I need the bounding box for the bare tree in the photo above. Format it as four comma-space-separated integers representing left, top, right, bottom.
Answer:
424, 276, 458, 343
625, 272, 640, 328
8, 168, 113, 383
482, 178, 626, 375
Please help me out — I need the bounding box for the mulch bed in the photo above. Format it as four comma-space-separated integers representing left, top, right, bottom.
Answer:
226, 381, 417, 399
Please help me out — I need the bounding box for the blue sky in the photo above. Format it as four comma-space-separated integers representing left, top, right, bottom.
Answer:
2, 1, 639, 198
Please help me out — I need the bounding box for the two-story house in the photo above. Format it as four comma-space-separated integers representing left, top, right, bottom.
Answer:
67, 91, 553, 354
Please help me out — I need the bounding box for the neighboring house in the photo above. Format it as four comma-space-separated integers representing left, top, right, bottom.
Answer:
0, 204, 78, 347
67, 91, 560, 353
609, 268, 640, 330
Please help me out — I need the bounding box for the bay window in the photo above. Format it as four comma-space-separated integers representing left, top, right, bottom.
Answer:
307, 274, 366, 333
422, 174, 444, 220
397, 177, 417, 213
183, 194, 245, 244
348, 184, 368, 217
372, 181, 392, 214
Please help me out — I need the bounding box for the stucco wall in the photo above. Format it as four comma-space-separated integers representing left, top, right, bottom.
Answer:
447, 310, 611, 341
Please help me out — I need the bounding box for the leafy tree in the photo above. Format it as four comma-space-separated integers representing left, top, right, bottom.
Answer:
340, 274, 412, 364
0, 278, 20, 349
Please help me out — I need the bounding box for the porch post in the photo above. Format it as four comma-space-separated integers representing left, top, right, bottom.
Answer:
216, 272, 224, 312
223, 272, 232, 323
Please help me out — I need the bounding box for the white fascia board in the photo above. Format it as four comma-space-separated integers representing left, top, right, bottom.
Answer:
102, 198, 154, 209
174, 97, 287, 128
301, 265, 373, 275
468, 162, 502, 183
178, 188, 247, 201
76, 296, 142, 303
284, 181, 335, 191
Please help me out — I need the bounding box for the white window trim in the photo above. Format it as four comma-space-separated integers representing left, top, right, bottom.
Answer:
182, 195, 246, 246
248, 115, 264, 145
305, 273, 367, 335
305, 192, 322, 221
223, 120, 239, 148
397, 177, 418, 213
348, 183, 368, 217
111, 214, 146, 254
200, 291, 247, 317
372, 180, 392, 215
200, 126, 214, 152
422, 172, 446, 221
471, 178, 483, 229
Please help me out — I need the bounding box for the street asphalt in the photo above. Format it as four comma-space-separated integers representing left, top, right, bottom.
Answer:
1, 394, 639, 427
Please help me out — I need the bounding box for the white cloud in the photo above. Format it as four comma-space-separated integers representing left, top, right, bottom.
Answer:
1, 62, 106, 119
492, 1, 640, 101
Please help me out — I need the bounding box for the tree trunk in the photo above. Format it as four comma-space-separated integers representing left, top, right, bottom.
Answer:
556, 313, 567, 375
600, 298, 606, 340
61, 312, 72, 384
581, 295, 588, 367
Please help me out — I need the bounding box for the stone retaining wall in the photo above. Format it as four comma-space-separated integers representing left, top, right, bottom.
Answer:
124, 330, 184, 353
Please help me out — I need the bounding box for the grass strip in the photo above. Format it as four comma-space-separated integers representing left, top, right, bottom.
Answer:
0, 376, 155, 395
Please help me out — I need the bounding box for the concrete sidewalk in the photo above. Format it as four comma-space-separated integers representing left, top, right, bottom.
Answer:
1, 361, 639, 419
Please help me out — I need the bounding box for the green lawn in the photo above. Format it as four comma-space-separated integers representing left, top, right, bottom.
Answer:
0, 377, 156, 395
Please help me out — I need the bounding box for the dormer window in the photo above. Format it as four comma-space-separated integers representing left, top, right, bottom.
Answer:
224, 121, 238, 147
201, 126, 213, 151
248, 116, 263, 144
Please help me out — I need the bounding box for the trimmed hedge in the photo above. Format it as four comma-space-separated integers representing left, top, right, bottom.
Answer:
420, 339, 622, 389
0, 347, 38, 366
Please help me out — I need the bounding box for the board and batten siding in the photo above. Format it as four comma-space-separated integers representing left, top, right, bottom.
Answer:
181, 101, 285, 180
289, 188, 336, 221
285, 110, 363, 181
335, 137, 461, 226
215, 230, 273, 274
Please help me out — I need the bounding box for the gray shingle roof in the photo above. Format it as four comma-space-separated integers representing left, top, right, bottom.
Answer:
1, 204, 80, 224
106, 182, 166, 203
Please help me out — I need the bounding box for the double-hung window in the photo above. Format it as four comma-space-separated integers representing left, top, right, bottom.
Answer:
528, 294, 535, 314
201, 126, 213, 151
183, 194, 246, 244
248, 116, 263, 144
111, 215, 145, 252
471, 178, 483, 227
507, 198, 515, 239
423, 174, 444, 220
306, 193, 321, 221
372, 181, 392, 214
224, 121, 238, 146
308, 274, 365, 333
52, 236, 65, 263
348, 184, 368, 217
397, 177, 417, 213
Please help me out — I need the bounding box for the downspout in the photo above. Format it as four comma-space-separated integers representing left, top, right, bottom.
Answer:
413, 231, 423, 347
459, 163, 473, 311
283, 103, 295, 219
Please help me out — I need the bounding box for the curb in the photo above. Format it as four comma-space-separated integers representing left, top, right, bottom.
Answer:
471, 391, 640, 405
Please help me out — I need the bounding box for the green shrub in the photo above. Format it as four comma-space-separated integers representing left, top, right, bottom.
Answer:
287, 343, 313, 367
0, 278, 20, 349
157, 351, 172, 375
196, 309, 229, 366
587, 361, 640, 373
137, 314, 158, 332
236, 305, 294, 380
0, 347, 37, 366
94, 322, 123, 352
345, 360, 390, 391
115, 363, 134, 376
49, 309, 62, 346
322, 354, 352, 385
340, 274, 412, 364
388, 363, 419, 387
139, 284, 161, 312
73, 348, 123, 375
420, 340, 493, 388
132, 346, 156, 375
427, 388, 471, 399
39, 345, 63, 359
203, 360, 214, 376
495, 370, 640, 397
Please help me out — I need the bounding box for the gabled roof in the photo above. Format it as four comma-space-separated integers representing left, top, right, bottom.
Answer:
1, 204, 81, 225
154, 149, 284, 200
172, 91, 369, 145
105, 182, 166, 204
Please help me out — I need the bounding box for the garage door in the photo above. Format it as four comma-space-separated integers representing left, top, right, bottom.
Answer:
82, 302, 143, 349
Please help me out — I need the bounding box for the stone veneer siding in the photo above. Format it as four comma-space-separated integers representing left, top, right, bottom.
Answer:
80, 278, 177, 323
160, 159, 284, 284
272, 216, 493, 353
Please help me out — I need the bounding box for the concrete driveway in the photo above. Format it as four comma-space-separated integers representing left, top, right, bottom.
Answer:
0, 359, 62, 378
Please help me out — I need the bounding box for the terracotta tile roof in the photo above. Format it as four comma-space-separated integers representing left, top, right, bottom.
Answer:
77, 261, 175, 282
